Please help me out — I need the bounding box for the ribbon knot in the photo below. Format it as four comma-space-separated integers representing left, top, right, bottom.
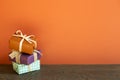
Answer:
13, 30, 37, 52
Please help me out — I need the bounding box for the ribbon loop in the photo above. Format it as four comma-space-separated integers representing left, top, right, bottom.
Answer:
34, 50, 43, 56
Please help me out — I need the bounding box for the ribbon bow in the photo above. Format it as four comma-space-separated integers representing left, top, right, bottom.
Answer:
13, 30, 37, 52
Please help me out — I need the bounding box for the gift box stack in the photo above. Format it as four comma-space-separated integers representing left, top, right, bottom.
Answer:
8, 30, 42, 74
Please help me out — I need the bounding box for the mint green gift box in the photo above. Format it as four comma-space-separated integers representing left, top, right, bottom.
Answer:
12, 60, 40, 74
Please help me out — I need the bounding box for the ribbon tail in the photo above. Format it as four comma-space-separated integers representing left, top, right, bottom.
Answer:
19, 38, 24, 52
33, 52, 37, 61
16, 52, 21, 64
30, 39, 37, 48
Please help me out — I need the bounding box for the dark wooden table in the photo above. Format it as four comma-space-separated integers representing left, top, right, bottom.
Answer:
0, 64, 120, 80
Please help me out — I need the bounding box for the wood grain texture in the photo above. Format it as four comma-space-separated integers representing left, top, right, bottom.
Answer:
0, 65, 120, 80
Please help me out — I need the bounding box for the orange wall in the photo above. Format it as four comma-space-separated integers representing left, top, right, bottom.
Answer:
0, 0, 120, 64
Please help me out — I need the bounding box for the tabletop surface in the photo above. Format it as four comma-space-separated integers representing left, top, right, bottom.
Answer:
0, 64, 120, 80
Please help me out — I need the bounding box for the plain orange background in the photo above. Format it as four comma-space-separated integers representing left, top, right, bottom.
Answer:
0, 0, 120, 64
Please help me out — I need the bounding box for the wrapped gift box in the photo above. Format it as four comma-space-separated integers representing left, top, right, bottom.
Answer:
9, 30, 37, 54
9, 50, 41, 65
12, 60, 40, 74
